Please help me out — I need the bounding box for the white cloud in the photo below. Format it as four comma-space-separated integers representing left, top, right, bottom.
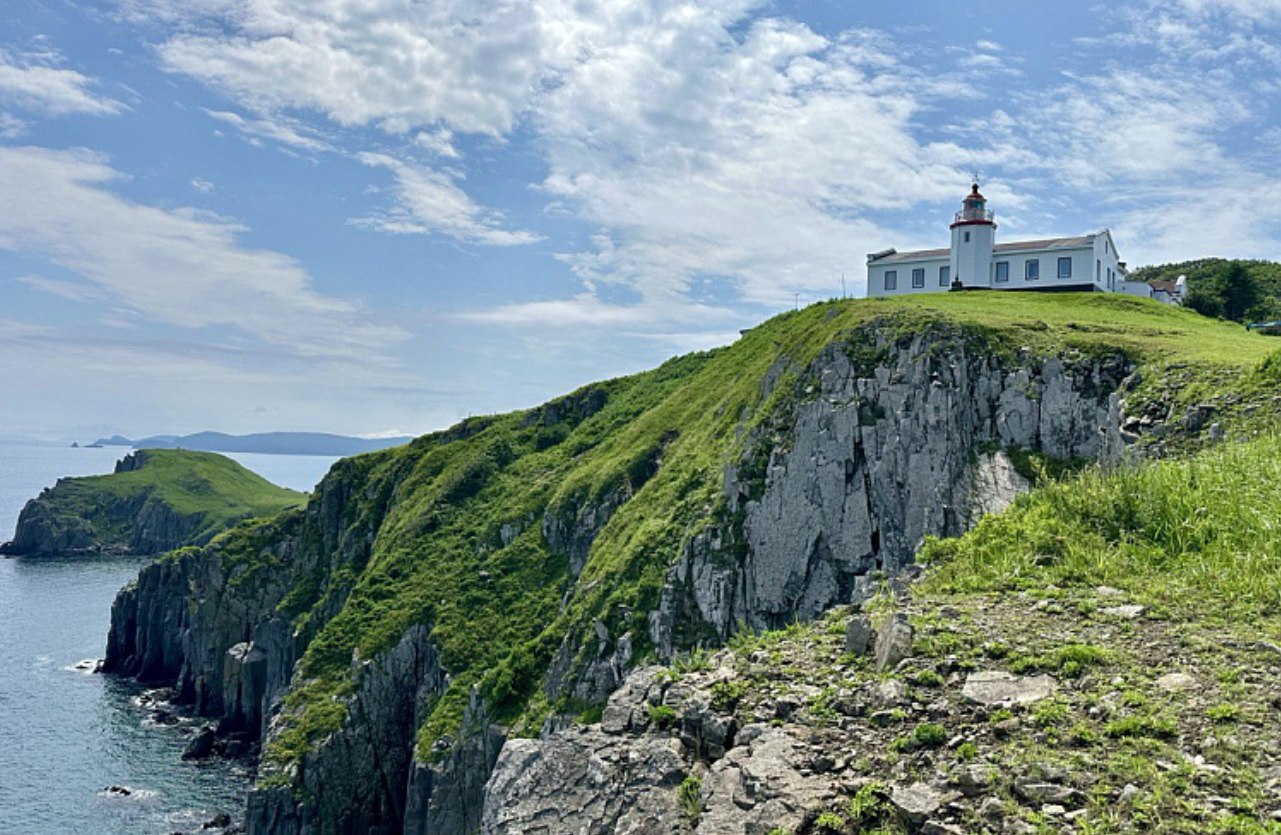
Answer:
1006, 4, 1281, 264
109, 0, 988, 304
204, 108, 333, 152
532, 16, 975, 306
352, 152, 539, 246
15, 273, 106, 303
118, 0, 1281, 305
457, 292, 735, 327
0, 112, 25, 137
0, 49, 123, 116
1027, 69, 1245, 188
1174, 0, 1281, 22
413, 128, 459, 159
190, 177, 215, 193
151, 0, 549, 136
0, 146, 403, 362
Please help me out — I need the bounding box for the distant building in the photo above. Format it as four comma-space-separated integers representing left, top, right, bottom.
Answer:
866, 183, 1133, 298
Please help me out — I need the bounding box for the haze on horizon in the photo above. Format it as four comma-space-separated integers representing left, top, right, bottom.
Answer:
1, 0, 1279, 442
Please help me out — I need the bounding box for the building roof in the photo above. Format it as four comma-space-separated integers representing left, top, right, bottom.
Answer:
994, 235, 1094, 253
1149, 280, 1179, 292
873, 247, 950, 263
869, 234, 1096, 264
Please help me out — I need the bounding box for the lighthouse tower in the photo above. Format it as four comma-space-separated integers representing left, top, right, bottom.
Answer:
949, 183, 996, 288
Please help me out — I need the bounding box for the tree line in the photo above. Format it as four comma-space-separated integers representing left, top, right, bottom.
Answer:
1128, 258, 1281, 324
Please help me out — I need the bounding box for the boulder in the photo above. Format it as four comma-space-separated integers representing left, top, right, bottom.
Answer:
1155, 672, 1197, 692
962, 671, 1056, 707
875, 613, 914, 671
845, 615, 874, 656
182, 726, 217, 761
890, 782, 957, 824
1014, 782, 1083, 807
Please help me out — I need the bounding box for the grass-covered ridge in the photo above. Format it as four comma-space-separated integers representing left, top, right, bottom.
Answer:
922, 432, 1281, 620
251, 292, 1278, 774
6, 448, 305, 554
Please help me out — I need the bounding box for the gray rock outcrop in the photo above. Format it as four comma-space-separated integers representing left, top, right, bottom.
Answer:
649, 329, 1126, 654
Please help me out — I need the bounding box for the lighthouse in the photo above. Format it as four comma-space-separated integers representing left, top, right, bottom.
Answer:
949, 182, 996, 289
866, 182, 1129, 298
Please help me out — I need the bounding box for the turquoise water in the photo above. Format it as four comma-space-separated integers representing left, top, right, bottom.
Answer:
0, 443, 337, 834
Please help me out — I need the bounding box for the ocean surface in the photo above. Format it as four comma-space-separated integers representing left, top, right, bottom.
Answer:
0, 442, 337, 834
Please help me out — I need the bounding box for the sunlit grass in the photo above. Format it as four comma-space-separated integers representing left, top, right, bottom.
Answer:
923, 435, 1281, 619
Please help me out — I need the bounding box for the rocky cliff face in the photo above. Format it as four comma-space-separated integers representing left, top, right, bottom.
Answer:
102, 319, 1132, 835
648, 331, 1127, 655
2, 480, 208, 556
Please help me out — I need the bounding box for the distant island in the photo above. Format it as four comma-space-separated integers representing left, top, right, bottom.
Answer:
89, 430, 415, 457
1, 449, 305, 557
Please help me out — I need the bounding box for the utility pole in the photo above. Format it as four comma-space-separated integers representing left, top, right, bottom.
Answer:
794, 292, 800, 311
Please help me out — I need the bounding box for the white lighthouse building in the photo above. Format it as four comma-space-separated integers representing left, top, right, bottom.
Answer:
866, 184, 1133, 297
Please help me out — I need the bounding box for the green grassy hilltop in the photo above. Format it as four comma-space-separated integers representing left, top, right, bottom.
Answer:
2, 448, 305, 556
242, 292, 1279, 773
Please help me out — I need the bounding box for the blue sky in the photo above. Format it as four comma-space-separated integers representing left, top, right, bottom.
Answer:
1, 0, 1279, 440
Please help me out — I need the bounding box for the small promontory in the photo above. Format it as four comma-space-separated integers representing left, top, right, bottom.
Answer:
0, 449, 306, 557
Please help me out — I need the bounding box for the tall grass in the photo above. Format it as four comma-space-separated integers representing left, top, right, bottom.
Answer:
922, 436, 1281, 618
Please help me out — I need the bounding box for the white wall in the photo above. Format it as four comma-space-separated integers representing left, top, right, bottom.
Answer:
951, 222, 995, 289
988, 249, 1094, 289
1121, 281, 1154, 299
1092, 231, 1123, 292
867, 257, 950, 297
870, 247, 1098, 297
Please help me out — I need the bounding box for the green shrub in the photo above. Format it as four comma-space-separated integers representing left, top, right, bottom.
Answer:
678, 775, 702, 821
648, 704, 679, 730
846, 781, 896, 829
710, 679, 748, 713
892, 722, 948, 752
1033, 698, 1071, 727
1068, 723, 1098, 746
1104, 715, 1178, 739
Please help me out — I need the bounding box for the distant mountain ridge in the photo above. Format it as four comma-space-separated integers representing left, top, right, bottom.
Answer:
91, 430, 413, 457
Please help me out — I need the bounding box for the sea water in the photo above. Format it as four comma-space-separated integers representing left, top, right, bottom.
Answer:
0, 442, 337, 834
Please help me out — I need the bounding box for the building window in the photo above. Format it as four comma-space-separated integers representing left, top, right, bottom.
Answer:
995, 261, 1009, 283
939, 265, 950, 287
1096, 259, 1101, 281
964, 231, 971, 243
912, 268, 925, 288
885, 270, 897, 291
1026, 259, 1039, 281
1058, 257, 1072, 278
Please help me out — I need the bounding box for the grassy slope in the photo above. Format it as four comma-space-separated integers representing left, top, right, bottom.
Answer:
44, 449, 305, 546
686, 429, 1281, 834
255, 293, 1279, 772
922, 434, 1281, 621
